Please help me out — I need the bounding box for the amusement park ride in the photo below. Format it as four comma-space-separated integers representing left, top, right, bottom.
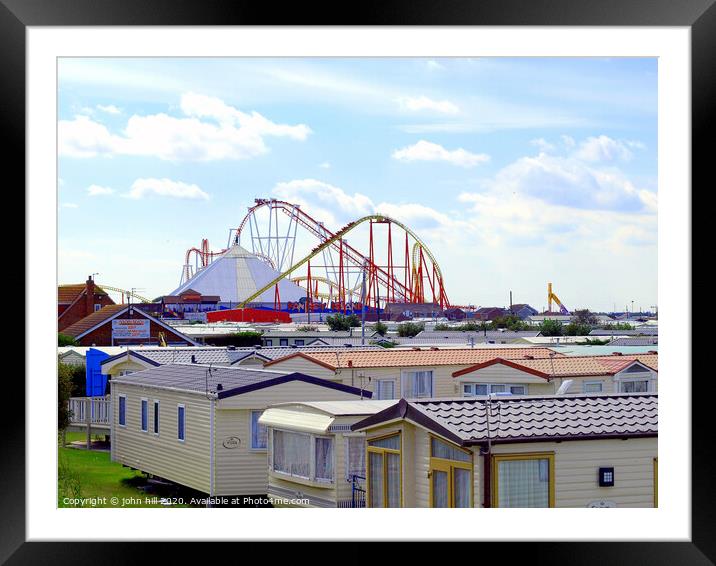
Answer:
179, 198, 451, 314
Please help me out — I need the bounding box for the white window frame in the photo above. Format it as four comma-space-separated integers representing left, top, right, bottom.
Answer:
153, 399, 160, 435
400, 369, 434, 398
118, 394, 127, 427
375, 379, 396, 400
177, 404, 186, 442
250, 410, 268, 451
583, 380, 603, 393
140, 398, 148, 433
462, 383, 526, 396
270, 428, 335, 484
618, 376, 652, 393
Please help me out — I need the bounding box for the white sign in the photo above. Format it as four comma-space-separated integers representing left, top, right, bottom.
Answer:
112, 319, 150, 339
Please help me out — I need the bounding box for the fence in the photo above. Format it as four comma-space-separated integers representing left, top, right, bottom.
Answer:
68, 396, 110, 426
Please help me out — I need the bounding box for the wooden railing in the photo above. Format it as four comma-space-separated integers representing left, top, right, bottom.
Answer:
68, 396, 110, 425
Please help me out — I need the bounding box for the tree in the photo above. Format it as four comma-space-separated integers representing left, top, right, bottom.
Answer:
206, 331, 262, 347
489, 315, 530, 331
326, 313, 361, 331
563, 322, 592, 336
571, 309, 599, 326
539, 319, 563, 337
58, 362, 74, 433
397, 322, 424, 337
373, 321, 388, 336
58, 333, 78, 346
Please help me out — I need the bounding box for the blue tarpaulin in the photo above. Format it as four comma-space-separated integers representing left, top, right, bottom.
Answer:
85, 348, 110, 396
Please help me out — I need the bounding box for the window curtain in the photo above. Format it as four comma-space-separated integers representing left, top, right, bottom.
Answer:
432, 470, 448, 507
273, 430, 310, 478
376, 380, 395, 400
251, 411, 267, 449
386, 453, 401, 507
497, 459, 549, 507
369, 452, 384, 507
315, 437, 334, 481
345, 436, 366, 479
454, 468, 471, 507
403, 371, 433, 398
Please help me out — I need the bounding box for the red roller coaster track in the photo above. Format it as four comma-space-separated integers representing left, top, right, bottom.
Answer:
181, 198, 450, 311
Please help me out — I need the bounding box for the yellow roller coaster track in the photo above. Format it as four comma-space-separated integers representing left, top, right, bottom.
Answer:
290, 275, 363, 300
238, 214, 446, 308
97, 285, 151, 304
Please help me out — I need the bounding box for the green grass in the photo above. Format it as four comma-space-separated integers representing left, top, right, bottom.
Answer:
58, 445, 196, 508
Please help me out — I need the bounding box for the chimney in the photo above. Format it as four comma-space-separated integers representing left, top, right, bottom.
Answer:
85, 275, 96, 316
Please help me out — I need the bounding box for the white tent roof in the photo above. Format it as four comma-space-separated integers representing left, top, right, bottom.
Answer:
170, 244, 306, 304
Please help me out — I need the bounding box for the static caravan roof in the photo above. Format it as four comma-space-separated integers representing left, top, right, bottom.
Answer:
111, 363, 372, 399
264, 347, 562, 371
352, 394, 658, 446
260, 400, 397, 434
452, 353, 658, 378
100, 344, 384, 370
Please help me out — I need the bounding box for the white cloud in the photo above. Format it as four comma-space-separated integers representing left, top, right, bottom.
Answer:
530, 138, 555, 153
397, 96, 459, 115
87, 184, 114, 196
59, 92, 312, 161
97, 104, 121, 114
61, 202, 79, 208
574, 135, 636, 162
425, 60, 445, 71
125, 178, 210, 200
392, 140, 490, 168
319, 162, 331, 169
479, 150, 656, 212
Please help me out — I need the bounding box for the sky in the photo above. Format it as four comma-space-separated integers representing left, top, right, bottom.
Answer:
57, 57, 657, 312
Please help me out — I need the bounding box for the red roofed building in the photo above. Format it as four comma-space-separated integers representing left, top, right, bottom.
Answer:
58, 276, 115, 332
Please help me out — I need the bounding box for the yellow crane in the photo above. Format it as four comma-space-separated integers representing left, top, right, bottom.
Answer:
547, 282, 570, 315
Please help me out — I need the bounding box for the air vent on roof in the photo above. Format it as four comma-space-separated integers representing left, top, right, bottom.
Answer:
524, 355, 534, 360
216, 383, 223, 391
290, 345, 297, 348
255, 346, 262, 350
412, 347, 421, 351
648, 350, 657, 354
344, 344, 353, 348
227, 345, 236, 350
347, 360, 353, 368
612, 352, 623, 356
430, 347, 439, 351
191, 355, 196, 364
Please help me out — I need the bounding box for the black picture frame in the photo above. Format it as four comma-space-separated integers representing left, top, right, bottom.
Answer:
5, 0, 707, 562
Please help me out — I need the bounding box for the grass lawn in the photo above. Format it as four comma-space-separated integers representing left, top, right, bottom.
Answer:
58, 444, 198, 508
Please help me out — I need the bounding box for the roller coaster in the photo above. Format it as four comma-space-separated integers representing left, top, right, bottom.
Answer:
180, 198, 450, 312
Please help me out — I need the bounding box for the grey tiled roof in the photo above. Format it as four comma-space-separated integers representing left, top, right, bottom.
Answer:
415, 330, 541, 339
354, 394, 657, 445
589, 328, 658, 336
111, 363, 285, 394
607, 337, 659, 346
102, 344, 383, 368
414, 394, 657, 443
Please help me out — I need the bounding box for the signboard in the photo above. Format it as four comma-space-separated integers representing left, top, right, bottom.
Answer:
112, 319, 150, 339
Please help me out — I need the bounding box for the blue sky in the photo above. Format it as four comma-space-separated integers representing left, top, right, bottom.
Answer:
58, 57, 657, 311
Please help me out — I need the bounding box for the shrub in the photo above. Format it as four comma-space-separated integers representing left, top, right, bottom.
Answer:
326, 314, 361, 331
397, 322, 424, 337
58, 333, 78, 346
296, 325, 318, 332
205, 331, 263, 347
58, 362, 74, 432
373, 321, 388, 336
539, 319, 563, 337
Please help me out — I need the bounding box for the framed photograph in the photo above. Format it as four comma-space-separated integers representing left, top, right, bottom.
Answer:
9, 0, 708, 561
